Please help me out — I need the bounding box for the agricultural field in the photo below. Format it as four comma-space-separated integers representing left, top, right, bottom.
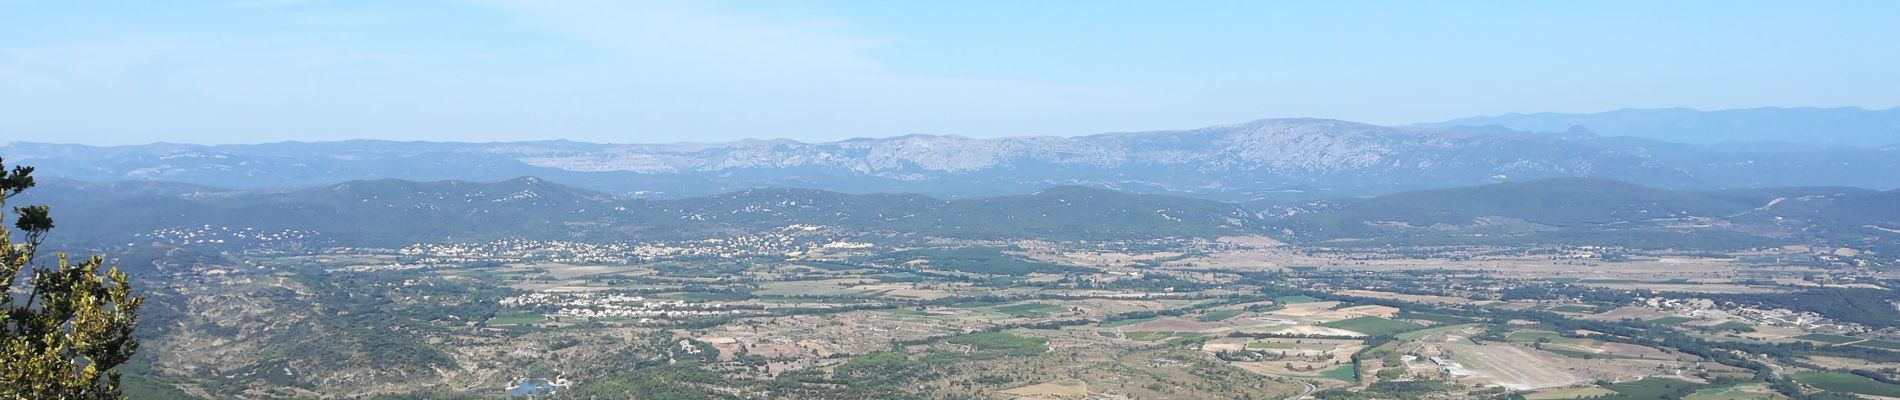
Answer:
1442, 343, 1586, 390
1275, 295, 1321, 304
1790, 372, 1900, 397
1684, 383, 1788, 400
1598, 378, 1709, 399
1856, 339, 1900, 350
1197, 309, 1244, 321
1793, 333, 1862, 344
1525, 386, 1617, 400
1321, 316, 1420, 336
990, 302, 1070, 317
108, 232, 1900, 399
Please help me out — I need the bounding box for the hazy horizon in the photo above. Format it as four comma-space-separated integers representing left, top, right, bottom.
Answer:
5, 1, 1899, 145
0, 105, 1895, 147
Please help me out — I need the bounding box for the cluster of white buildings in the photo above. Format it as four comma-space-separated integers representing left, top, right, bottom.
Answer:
326, 262, 446, 273
396, 228, 877, 265
135, 225, 319, 246
1642, 296, 1858, 332
401, 239, 639, 264
500, 292, 744, 320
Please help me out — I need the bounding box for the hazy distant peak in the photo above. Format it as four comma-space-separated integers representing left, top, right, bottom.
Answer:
8, 114, 1900, 200
1418, 106, 1900, 146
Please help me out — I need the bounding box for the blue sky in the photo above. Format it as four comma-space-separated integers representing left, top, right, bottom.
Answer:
2, 0, 1897, 145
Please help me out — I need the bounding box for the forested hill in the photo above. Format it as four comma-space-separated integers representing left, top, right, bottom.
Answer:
1257, 178, 1898, 252
17, 176, 1898, 255
18, 177, 1258, 247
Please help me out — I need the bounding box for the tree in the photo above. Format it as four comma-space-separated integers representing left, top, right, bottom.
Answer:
1, 157, 144, 399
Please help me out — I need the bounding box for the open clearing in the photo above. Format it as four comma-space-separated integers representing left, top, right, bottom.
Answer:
1792, 333, 1860, 344
1321, 316, 1419, 336
753, 279, 878, 297
1337, 289, 1475, 305
1313, 305, 1402, 320
1586, 306, 1676, 321
1445, 343, 1583, 390
992, 303, 1069, 317
1266, 301, 1340, 317
509, 262, 638, 279
1118, 317, 1222, 332
486, 313, 543, 326
1216, 337, 1364, 378
1507, 330, 1601, 347
1274, 295, 1320, 304
1599, 343, 1675, 359
998, 379, 1088, 398
1099, 317, 1158, 328
1684, 383, 1787, 400
1198, 310, 1244, 321
1790, 372, 1900, 397
1525, 386, 1617, 400
1396, 323, 1481, 341
1240, 325, 1366, 337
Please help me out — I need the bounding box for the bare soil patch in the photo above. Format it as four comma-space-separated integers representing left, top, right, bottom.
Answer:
1444, 343, 1585, 390
998, 379, 1088, 399
1120, 317, 1222, 333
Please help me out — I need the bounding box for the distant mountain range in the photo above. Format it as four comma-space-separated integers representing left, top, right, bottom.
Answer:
6, 115, 1897, 200
18, 176, 1898, 256
1418, 106, 1900, 146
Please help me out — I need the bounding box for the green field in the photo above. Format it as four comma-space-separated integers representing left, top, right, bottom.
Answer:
992, 303, 1068, 317
1164, 334, 1209, 345
1547, 305, 1596, 313
1791, 372, 1900, 397
120, 373, 202, 400
950, 300, 1006, 308
882, 308, 933, 320
1275, 295, 1320, 304
1602, 377, 1705, 399
487, 313, 544, 326
1684, 383, 1783, 400
1794, 333, 1862, 344
1100, 316, 1159, 328
1651, 316, 1695, 325
1691, 332, 1770, 344
1317, 364, 1357, 382
1321, 316, 1421, 336
1396, 310, 1474, 324
1507, 330, 1565, 341
1856, 339, 1900, 350
1123, 331, 1204, 344
1198, 310, 1244, 322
